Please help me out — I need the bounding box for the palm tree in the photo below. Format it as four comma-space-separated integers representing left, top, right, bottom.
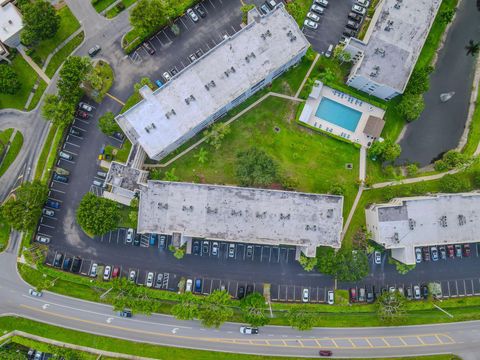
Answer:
465, 40, 480, 56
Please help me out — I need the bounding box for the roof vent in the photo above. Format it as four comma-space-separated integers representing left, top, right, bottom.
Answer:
408, 218, 416, 230
393, 232, 399, 243
280, 213, 290, 220
8, 20, 13, 25
458, 214, 466, 226
231, 210, 242, 216
157, 202, 168, 209
185, 98, 190, 105
256, 211, 267, 219
440, 215, 448, 228
182, 205, 194, 212
151, 123, 156, 128
145, 127, 150, 133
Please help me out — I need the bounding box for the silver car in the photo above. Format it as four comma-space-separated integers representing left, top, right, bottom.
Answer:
146, 272, 154, 287
306, 12, 320, 22
304, 19, 318, 30
186, 8, 199, 22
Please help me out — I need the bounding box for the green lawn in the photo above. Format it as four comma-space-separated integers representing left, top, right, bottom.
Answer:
91, 60, 114, 102
0, 131, 23, 178
26, 79, 47, 111
0, 128, 14, 147
0, 55, 37, 110
0, 212, 10, 252
45, 31, 85, 78
118, 205, 137, 228
462, 83, 480, 156
158, 97, 360, 216
8, 337, 97, 360
34, 125, 57, 181
30, 5, 80, 65
41, 126, 66, 184
104, 139, 132, 164
92, 0, 117, 12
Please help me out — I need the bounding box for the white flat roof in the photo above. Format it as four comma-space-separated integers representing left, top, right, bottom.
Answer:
116, 4, 308, 159
0, 3, 22, 43
373, 193, 480, 249
353, 0, 441, 92
138, 181, 343, 252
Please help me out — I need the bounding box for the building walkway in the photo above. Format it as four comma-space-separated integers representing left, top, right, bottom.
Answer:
18, 46, 50, 85
42, 28, 84, 72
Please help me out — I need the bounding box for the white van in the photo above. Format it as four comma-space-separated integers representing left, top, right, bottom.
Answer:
325, 44, 334, 58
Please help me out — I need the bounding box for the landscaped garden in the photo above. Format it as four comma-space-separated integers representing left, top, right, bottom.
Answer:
0, 55, 37, 110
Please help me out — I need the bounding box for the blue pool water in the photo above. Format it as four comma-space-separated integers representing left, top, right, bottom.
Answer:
315, 98, 362, 132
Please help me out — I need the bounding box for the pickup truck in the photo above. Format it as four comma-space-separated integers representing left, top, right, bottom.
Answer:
54, 166, 70, 176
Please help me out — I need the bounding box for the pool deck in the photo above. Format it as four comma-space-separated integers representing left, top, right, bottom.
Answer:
299, 82, 385, 147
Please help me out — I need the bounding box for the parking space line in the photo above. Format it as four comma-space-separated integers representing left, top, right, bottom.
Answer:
447, 281, 451, 297
455, 281, 459, 296
61, 148, 77, 156
49, 188, 65, 194
162, 30, 172, 42
180, 60, 186, 68
180, 17, 189, 29
40, 223, 55, 229
208, 0, 216, 9
72, 125, 87, 132
74, 118, 89, 125
65, 141, 80, 148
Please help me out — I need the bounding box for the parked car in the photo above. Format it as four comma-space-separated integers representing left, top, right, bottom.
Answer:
266, 0, 277, 9
343, 27, 357, 37
304, 19, 318, 30
246, 284, 254, 296
126, 228, 134, 244
103, 265, 111, 280
162, 72, 171, 82
228, 243, 235, 258
358, 287, 366, 302
314, 0, 328, 7
149, 234, 157, 246
325, 44, 333, 58
431, 246, 439, 261
194, 4, 206, 17
422, 247, 430, 261
88, 44, 101, 57
186, 8, 199, 22
133, 234, 141, 246
302, 288, 309, 302
143, 41, 155, 55
155, 79, 164, 88
319, 350, 333, 357
159, 234, 167, 249
195, 49, 203, 58
212, 242, 219, 256
240, 326, 259, 334
62, 257, 72, 271
413, 285, 421, 300
118, 309, 132, 318
29, 288, 42, 297
112, 266, 120, 278
327, 290, 334, 304
69, 127, 82, 137
463, 243, 471, 257
55, 166, 70, 176
76, 110, 89, 119
155, 273, 163, 288
186, 278, 193, 292
306, 11, 320, 22
439, 245, 447, 260
260, 3, 269, 14
112, 132, 125, 141
46, 199, 60, 209
35, 235, 50, 244
146, 272, 154, 287
389, 286, 396, 293
71, 258, 82, 273
59, 151, 73, 161
194, 278, 202, 292
129, 270, 136, 282
53, 173, 68, 183
311, 4, 324, 14
406, 286, 413, 300
246, 245, 253, 257
79, 102, 93, 112
34, 352, 43, 360
192, 240, 200, 255
415, 248, 422, 263
346, 19, 360, 30
421, 284, 428, 299
90, 263, 98, 277
349, 288, 357, 302
356, 0, 370, 7
237, 285, 245, 299
93, 179, 104, 187
170, 68, 178, 76
352, 4, 366, 15
348, 11, 363, 21
366, 288, 374, 303
189, 53, 197, 63
53, 253, 63, 267
202, 241, 209, 255
374, 251, 381, 264
447, 244, 455, 258
455, 244, 462, 257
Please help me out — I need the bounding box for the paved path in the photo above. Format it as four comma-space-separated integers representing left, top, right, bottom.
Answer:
359, 146, 366, 182
42, 28, 84, 72
295, 53, 320, 98
370, 169, 458, 189
18, 46, 50, 84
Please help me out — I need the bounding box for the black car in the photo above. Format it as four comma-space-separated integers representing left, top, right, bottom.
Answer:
237, 286, 245, 299
421, 285, 428, 299
133, 234, 141, 246
194, 4, 206, 17
143, 41, 155, 55
202, 241, 209, 254
71, 257, 82, 273
62, 257, 72, 271
343, 27, 357, 37
246, 284, 254, 296
195, 49, 203, 58
159, 234, 167, 249
53, 173, 68, 183
118, 309, 132, 318
53, 253, 64, 267
69, 127, 82, 137
192, 240, 200, 255
346, 20, 360, 30
348, 11, 363, 21
170, 68, 178, 76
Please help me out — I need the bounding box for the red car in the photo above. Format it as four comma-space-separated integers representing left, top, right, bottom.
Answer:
463, 244, 471, 257
349, 288, 357, 303
447, 245, 454, 258
319, 350, 332, 356
76, 110, 89, 119
112, 267, 120, 278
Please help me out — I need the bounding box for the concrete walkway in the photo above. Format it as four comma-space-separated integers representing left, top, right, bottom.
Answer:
295, 53, 319, 98
17, 46, 50, 85
359, 146, 366, 182
341, 186, 363, 240
370, 168, 459, 189
42, 28, 84, 72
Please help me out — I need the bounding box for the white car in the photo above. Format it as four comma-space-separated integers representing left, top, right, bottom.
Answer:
78, 102, 93, 112
306, 12, 320, 22
35, 235, 50, 244
327, 290, 334, 305
129, 270, 136, 282
90, 263, 98, 277
304, 19, 318, 30
302, 288, 309, 302
374, 251, 381, 264
212, 242, 219, 256
352, 4, 366, 15
42, 208, 55, 217
314, 0, 328, 7
185, 279, 193, 292
146, 272, 154, 287
163, 72, 171, 82
356, 0, 370, 7
311, 4, 324, 14
415, 248, 422, 263
239, 326, 259, 334
186, 8, 199, 22
126, 228, 134, 244
413, 285, 421, 300
103, 265, 111, 281
29, 288, 42, 297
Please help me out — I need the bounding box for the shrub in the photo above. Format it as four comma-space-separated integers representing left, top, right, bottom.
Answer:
406, 163, 418, 176
397, 93, 425, 121
0, 64, 21, 95
439, 174, 471, 193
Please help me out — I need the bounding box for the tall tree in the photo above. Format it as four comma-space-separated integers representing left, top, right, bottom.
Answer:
465, 40, 480, 57
20, 0, 60, 45
0, 64, 20, 94
58, 56, 92, 103
397, 93, 425, 121
241, 292, 269, 327
286, 306, 315, 331
42, 94, 76, 126
316, 247, 369, 282
203, 123, 231, 150
98, 112, 121, 135
235, 147, 278, 187
1, 181, 48, 231
172, 292, 199, 320
130, 0, 175, 36
198, 290, 233, 328
376, 291, 406, 324
76, 193, 120, 235
368, 139, 401, 162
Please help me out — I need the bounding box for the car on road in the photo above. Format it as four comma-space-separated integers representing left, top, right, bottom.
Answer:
143, 41, 155, 55
149, 233, 157, 246
29, 288, 42, 297
159, 234, 167, 249
304, 19, 318, 30
90, 263, 98, 277
162, 72, 171, 82
42, 208, 55, 217
53, 253, 63, 267
79, 102, 93, 112
447, 244, 455, 258
302, 288, 309, 302
69, 127, 82, 137
352, 4, 366, 15
306, 12, 320, 22
439, 245, 447, 260
88, 44, 101, 57
415, 248, 422, 263
356, 0, 370, 7
194, 4, 206, 18
112, 266, 120, 278
374, 251, 381, 264
266, 0, 277, 9
146, 272, 154, 287
212, 242, 219, 256
311, 4, 324, 14
126, 228, 134, 244
260, 3, 269, 14
343, 27, 357, 37
455, 244, 462, 258
431, 246, 439, 261
155, 273, 163, 288
413, 285, 421, 300
195, 278, 202, 293
246, 245, 253, 258
349, 288, 357, 302
72, 258, 82, 273
133, 234, 141, 246
346, 19, 360, 30
129, 270, 136, 282
348, 11, 363, 21
327, 290, 334, 304
240, 326, 259, 335
35, 235, 50, 244
118, 309, 132, 318
155, 79, 164, 88
189, 53, 197, 63
59, 151, 73, 161
53, 173, 68, 183
103, 266, 111, 280
186, 279, 193, 292
237, 285, 245, 299
422, 247, 430, 261
228, 243, 235, 258
319, 350, 333, 357
202, 241, 209, 255
463, 243, 471, 257
187, 8, 199, 22
192, 240, 200, 255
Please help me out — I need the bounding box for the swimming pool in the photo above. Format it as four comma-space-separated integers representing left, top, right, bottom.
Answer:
315, 98, 362, 132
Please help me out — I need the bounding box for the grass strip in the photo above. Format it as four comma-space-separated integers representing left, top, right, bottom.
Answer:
0, 131, 23, 178
34, 125, 57, 181
92, 0, 117, 12
0, 212, 10, 252
27, 80, 47, 111
0, 55, 37, 110
462, 81, 480, 156
45, 32, 85, 78
41, 126, 65, 184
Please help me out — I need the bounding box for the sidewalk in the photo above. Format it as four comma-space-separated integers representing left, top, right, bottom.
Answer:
42, 28, 84, 72
17, 46, 50, 85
